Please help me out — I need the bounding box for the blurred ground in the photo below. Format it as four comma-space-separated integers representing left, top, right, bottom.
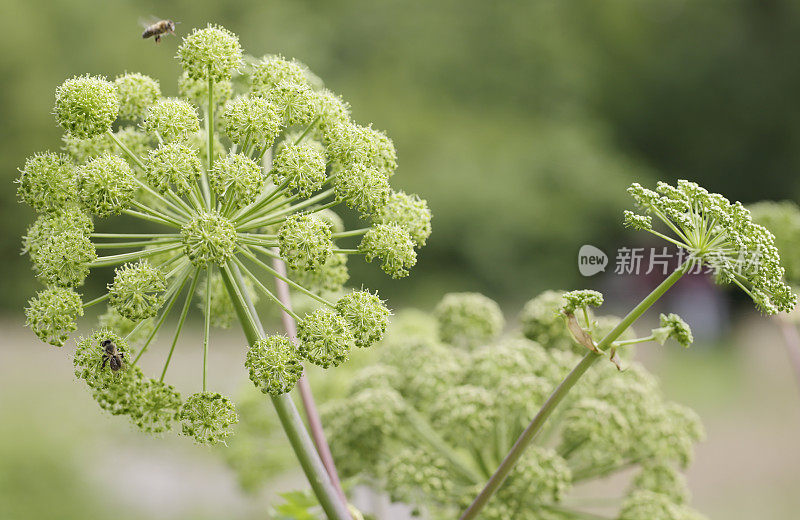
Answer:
1, 314, 800, 520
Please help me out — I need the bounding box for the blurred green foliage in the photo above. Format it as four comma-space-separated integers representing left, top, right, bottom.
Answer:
4, 0, 800, 312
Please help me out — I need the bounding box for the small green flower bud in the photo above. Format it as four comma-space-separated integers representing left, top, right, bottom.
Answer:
145, 142, 202, 195
277, 213, 333, 271
463, 342, 532, 387
297, 307, 354, 368
54, 75, 119, 138
323, 386, 406, 477
359, 223, 417, 278
519, 290, 573, 348
181, 212, 237, 267
267, 81, 318, 127
334, 164, 391, 216
108, 260, 167, 322
250, 55, 309, 94
143, 98, 200, 141
221, 95, 281, 147
16, 152, 78, 213
652, 313, 693, 348
430, 385, 495, 448
434, 292, 505, 349
77, 153, 137, 217
90, 363, 145, 417
25, 287, 84, 347
560, 398, 630, 468
130, 379, 182, 434
273, 142, 327, 197
180, 391, 238, 445
504, 447, 572, 505
374, 191, 432, 247
289, 253, 349, 294
23, 207, 93, 256
245, 335, 304, 396
325, 121, 397, 175
114, 73, 160, 120
313, 89, 350, 132
561, 289, 604, 315
335, 290, 391, 348
382, 448, 453, 506
31, 230, 96, 287
624, 210, 653, 231
73, 329, 132, 389
197, 271, 259, 328
178, 71, 233, 107
178, 25, 242, 82
210, 153, 265, 208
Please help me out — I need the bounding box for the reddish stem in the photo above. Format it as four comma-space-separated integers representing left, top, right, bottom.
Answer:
271, 254, 348, 508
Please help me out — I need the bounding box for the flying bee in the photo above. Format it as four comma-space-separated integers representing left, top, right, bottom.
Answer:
100, 339, 125, 372
141, 19, 177, 43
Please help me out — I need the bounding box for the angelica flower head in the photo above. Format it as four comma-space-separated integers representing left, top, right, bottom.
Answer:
19, 24, 430, 445
312, 291, 707, 519
626, 180, 796, 314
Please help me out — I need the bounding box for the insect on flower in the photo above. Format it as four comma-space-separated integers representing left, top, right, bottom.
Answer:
100, 338, 125, 371
141, 19, 177, 43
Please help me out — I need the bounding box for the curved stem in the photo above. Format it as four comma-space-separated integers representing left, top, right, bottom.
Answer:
459, 262, 691, 520
218, 262, 351, 520
270, 255, 349, 509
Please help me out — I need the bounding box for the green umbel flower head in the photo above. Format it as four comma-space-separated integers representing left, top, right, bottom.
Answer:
434, 292, 505, 349
31, 230, 96, 287
627, 180, 796, 314
180, 391, 238, 445
250, 55, 309, 94
16, 152, 78, 213
54, 75, 119, 138
210, 154, 265, 208
23, 207, 93, 256
278, 214, 333, 271
335, 290, 390, 348
222, 95, 281, 148
143, 99, 200, 141
307, 294, 707, 520
245, 335, 304, 395
360, 223, 417, 278
19, 24, 429, 446
77, 153, 137, 217
561, 289, 604, 315
145, 143, 202, 195
652, 313, 694, 348
108, 260, 167, 321
114, 73, 160, 120
374, 191, 432, 247
297, 307, 354, 368
273, 142, 327, 197
25, 287, 84, 347
178, 25, 242, 82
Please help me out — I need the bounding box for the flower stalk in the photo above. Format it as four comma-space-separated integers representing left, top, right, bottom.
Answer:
460, 261, 692, 519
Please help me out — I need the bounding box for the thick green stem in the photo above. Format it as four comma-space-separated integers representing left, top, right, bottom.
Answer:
202, 267, 212, 392
218, 262, 351, 520
459, 262, 691, 520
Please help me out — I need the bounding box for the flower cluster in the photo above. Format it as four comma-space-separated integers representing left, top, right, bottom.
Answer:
626, 180, 796, 314
18, 24, 429, 445
319, 292, 708, 519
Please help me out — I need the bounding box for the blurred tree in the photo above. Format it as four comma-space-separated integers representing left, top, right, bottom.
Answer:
3, 0, 798, 311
